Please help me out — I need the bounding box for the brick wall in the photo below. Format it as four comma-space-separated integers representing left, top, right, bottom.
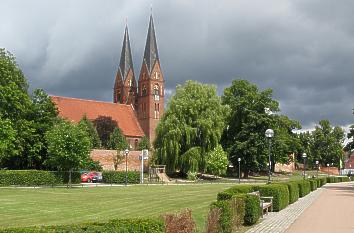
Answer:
320, 166, 339, 175
90, 149, 149, 172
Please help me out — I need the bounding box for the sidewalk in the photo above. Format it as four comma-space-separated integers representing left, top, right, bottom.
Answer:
286, 182, 354, 233
246, 185, 323, 233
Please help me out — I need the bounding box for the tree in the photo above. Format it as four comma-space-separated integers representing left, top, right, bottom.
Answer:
93, 116, 118, 148
311, 120, 345, 167
221, 79, 300, 177
0, 116, 17, 165
154, 80, 227, 173
107, 127, 128, 171
79, 115, 101, 149
345, 110, 354, 152
138, 136, 150, 150
45, 120, 91, 174
205, 144, 228, 176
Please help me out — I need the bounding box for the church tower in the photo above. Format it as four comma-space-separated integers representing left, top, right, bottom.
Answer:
113, 25, 138, 107
137, 14, 164, 141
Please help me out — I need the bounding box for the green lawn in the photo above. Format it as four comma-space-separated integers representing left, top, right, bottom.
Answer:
0, 184, 234, 232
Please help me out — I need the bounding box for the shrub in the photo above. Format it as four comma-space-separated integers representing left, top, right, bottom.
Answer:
102, 171, 139, 184
256, 184, 289, 212
341, 176, 350, 182
0, 218, 165, 233
309, 179, 317, 191
243, 194, 260, 225
217, 185, 256, 201
285, 182, 299, 204
210, 196, 246, 233
205, 207, 222, 233
318, 177, 327, 186
296, 180, 311, 197
0, 170, 81, 186
163, 209, 196, 233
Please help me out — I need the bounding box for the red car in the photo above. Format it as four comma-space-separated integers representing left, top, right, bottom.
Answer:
81, 172, 102, 183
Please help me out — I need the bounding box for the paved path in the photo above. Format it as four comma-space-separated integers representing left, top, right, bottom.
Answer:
246, 182, 354, 233
246, 186, 324, 233
286, 182, 354, 233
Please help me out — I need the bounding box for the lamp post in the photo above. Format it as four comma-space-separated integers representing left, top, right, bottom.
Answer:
302, 153, 307, 179
315, 160, 319, 178
238, 158, 241, 184
265, 129, 274, 183
124, 148, 129, 186
327, 163, 330, 177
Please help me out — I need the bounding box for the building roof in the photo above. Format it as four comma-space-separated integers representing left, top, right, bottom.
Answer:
143, 14, 159, 74
51, 96, 144, 137
119, 25, 134, 80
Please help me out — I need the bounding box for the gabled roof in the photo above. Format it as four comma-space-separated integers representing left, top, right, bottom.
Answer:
51, 96, 144, 137
143, 14, 159, 74
119, 25, 134, 80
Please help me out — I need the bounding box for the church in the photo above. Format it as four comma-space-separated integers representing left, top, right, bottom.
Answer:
51, 14, 164, 149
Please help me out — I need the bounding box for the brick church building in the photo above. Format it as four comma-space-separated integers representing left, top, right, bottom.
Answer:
51, 14, 164, 148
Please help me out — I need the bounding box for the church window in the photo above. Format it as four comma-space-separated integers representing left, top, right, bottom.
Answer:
154, 72, 159, 79
142, 85, 147, 96
153, 84, 159, 101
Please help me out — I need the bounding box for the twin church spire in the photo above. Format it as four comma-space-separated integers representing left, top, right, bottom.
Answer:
113, 14, 164, 140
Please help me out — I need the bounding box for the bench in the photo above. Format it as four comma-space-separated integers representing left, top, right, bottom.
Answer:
248, 191, 273, 217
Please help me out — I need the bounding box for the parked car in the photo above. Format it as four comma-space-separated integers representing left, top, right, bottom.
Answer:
81, 172, 103, 183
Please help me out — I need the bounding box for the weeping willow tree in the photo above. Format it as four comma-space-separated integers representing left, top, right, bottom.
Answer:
154, 80, 228, 173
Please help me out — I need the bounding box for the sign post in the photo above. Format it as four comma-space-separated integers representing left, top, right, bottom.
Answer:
141, 150, 149, 184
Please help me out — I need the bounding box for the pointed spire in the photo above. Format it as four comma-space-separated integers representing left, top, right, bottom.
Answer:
143, 14, 159, 73
119, 24, 134, 80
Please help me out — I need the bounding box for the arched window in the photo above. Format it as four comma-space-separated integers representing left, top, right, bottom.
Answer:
142, 85, 147, 96
153, 84, 159, 101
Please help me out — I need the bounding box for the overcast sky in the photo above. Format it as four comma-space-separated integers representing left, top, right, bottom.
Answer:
1, 0, 354, 129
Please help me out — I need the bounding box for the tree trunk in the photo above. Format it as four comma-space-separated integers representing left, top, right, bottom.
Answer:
243, 170, 249, 179
69, 168, 72, 188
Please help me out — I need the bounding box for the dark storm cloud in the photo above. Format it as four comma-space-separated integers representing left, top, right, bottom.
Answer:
1, 0, 353, 128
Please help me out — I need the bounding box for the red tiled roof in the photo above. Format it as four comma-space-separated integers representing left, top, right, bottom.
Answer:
51, 96, 144, 137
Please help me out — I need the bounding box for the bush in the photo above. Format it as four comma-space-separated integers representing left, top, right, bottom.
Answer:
210, 196, 246, 233
243, 194, 260, 225
309, 179, 317, 191
318, 177, 327, 187
163, 209, 196, 233
0, 170, 81, 186
341, 176, 350, 182
296, 180, 311, 197
256, 184, 289, 212
0, 218, 165, 233
217, 185, 256, 201
285, 182, 299, 204
102, 171, 139, 184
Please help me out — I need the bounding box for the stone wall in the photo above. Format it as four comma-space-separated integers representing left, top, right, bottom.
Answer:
90, 149, 149, 172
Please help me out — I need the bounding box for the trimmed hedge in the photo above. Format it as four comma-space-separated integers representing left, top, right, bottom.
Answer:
285, 182, 299, 204
0, 218, 165, 233
0, 170, 81, 186
217, 185, 257, 201
243, 194, 260, 225
210, 200, 234, 233
102, 171, 139, 184
318, 177, 327, 187
296, 180, 311, 197
309, 179, 317, 191
256, 184, 289, 212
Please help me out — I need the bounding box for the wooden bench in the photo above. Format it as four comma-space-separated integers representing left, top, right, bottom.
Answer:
249, 191, 273, 217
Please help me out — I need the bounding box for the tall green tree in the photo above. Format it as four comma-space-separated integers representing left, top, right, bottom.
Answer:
107, 127, 128, 150
221, 79, 300, 177
79, 115, 101, 149
345, 109, 354, 152
93, 116, 118, 148
311, 120, 345, 167
45, 120, 92, 171
154, 80, 227, 173
0, 115, 17, 164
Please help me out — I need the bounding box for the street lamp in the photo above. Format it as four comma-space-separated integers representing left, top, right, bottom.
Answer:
327, 163, 330, 177
302, 153, 307, 179
124, 148, 129, 186
265, 129, 274, 183
315, 160, 319, 177
238, 158, 241, 184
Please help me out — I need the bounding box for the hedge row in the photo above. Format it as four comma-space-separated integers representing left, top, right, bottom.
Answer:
212, 176, 350, 233
102, 171, 139, 184
0, 218, 165, 233
0, 170, 81, 186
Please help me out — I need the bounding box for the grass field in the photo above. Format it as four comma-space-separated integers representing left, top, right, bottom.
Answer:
0, 184, 234, 232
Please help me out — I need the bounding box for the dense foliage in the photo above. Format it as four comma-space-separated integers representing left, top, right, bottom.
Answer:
79, 115, 101, 149
154, 80, 227, 173
138, 136, 151, 150
102, 171, 140, 184
45, 120, 91, 171
93, 116, 118, 148
221, 79, 300, 177
0, 218, 165, 233
107, 127, 128, 150
206, 144, 229, 176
